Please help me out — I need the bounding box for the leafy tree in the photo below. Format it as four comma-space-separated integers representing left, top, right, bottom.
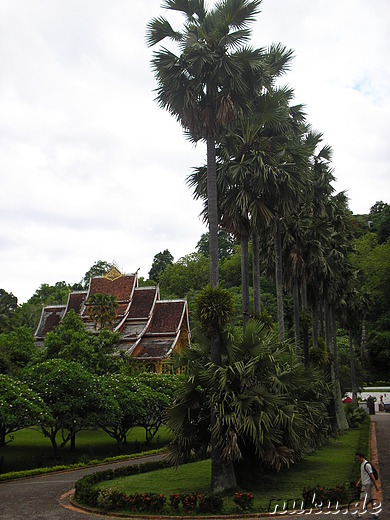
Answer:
377, 204, 390, 244
88, 293, 118, 331
99, 374, 144, 450
0, 289, 18, 333
28, 281, 72, 306
196, 232, 237, 260
43, 310, 121, 375
0, 326, 39, 376
132, 373, 182, 443
0, 374, 49, 447
81, 260, 113, 288
159, 253, 209, 298
12, 301, 43, 333
100, 373, 181, 447
23, 359, 119, 456
219, 246, 243, 289
148, 250, 174, 282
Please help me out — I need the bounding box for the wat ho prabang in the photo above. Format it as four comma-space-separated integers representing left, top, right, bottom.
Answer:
35, 267, 190, 373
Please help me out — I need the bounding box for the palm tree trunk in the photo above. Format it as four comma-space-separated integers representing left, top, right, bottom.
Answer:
330, 305, 349, 430
207, 135, 219, 288
252, 230, 261, 316
312, 302, 319, 349
292, 280, 300, 347
324, 303, 337, 431
301, 278, 308, 310
207, 136, 236, 491
274, 217, 285, 340
300, 279, 309, 365
241, 233, 250, 333
349, 329, 358, 406
319, 301, 325, 339
360, 322, 367, 369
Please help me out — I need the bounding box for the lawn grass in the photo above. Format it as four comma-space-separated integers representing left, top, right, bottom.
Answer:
0, 427, 172, 473
97, 423, 366, 514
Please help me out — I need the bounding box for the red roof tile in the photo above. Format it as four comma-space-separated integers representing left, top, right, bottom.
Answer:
147, 301, 185, 334
35, 306, 66, 338
65, 291, 87, 315
128, 287, 158, 319
88, 274, 135, 301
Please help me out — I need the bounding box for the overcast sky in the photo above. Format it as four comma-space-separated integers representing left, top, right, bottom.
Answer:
1, 0, 389, 304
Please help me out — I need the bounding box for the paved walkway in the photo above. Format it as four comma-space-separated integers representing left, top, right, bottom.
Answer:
0, 413, 389, 519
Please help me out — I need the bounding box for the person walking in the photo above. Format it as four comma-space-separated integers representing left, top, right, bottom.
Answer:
355, 451, 380, 518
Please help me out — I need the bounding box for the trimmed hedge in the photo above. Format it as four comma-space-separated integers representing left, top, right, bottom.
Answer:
74, 458, 172, 506
0, 448, 165, 482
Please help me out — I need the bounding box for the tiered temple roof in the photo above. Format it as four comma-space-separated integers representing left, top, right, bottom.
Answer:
35, 267, 190, 368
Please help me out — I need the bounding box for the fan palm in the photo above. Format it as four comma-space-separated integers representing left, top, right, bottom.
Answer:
166, 320, 329, 485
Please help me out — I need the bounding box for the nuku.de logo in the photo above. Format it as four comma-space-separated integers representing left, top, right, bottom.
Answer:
268, 492, 382, 516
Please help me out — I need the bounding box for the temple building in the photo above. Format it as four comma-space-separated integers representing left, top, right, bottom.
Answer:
35, 267, 190, 372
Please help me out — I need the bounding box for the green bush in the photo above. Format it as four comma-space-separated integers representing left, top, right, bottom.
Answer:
344, 403, 366, 428
180, 492, 199, 512
233, 491, 254, 511
197, 492, 223, 513
96, 489, 166, 513
302, 483, 350, 504
74, 459, 171, 506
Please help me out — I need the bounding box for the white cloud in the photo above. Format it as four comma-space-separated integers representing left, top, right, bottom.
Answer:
0, 0, 389, 302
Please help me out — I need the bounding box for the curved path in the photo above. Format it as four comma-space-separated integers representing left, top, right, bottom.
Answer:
0, 454, 165, 519
0, 414, 389, 519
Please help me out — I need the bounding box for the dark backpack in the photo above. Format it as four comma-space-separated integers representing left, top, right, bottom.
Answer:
364, 461, 379, 480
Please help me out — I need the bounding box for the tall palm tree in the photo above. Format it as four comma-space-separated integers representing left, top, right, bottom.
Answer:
188, 87, 299, 333
147, 1, 292, 490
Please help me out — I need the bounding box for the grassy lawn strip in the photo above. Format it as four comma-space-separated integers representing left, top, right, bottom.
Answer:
96, 422, 367, 514
0, 426, 172, 475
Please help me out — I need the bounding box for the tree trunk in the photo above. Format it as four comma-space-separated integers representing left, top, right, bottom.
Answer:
312, 301, 319, 349
324, 304, 337, 431
206, 134, 234, 492
319, 301, 325, 339
211, 425, 237, 492
360, 322, 367, 369
207, 135, 219, 288
292, 280, 300, 347
252, 230, 261, 316
241, 233, 250, 333
70, 432, 76, 450
330, 305, 349, 430
301, 278, 307, 310
274, 217, 284, 341
300, 279, 309, 366
349, 329, 358, 406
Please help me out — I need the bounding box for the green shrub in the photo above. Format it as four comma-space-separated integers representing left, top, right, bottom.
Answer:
169, 492, 181, 509
180, 492, 199, 512
344, 403, 366, 428
197, 492, 223, 513
233, 491, 254, 511
97, 489, 127, 510
302, 483, 349, 504
74, 459, 171, 506
96, 489, 166, 513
